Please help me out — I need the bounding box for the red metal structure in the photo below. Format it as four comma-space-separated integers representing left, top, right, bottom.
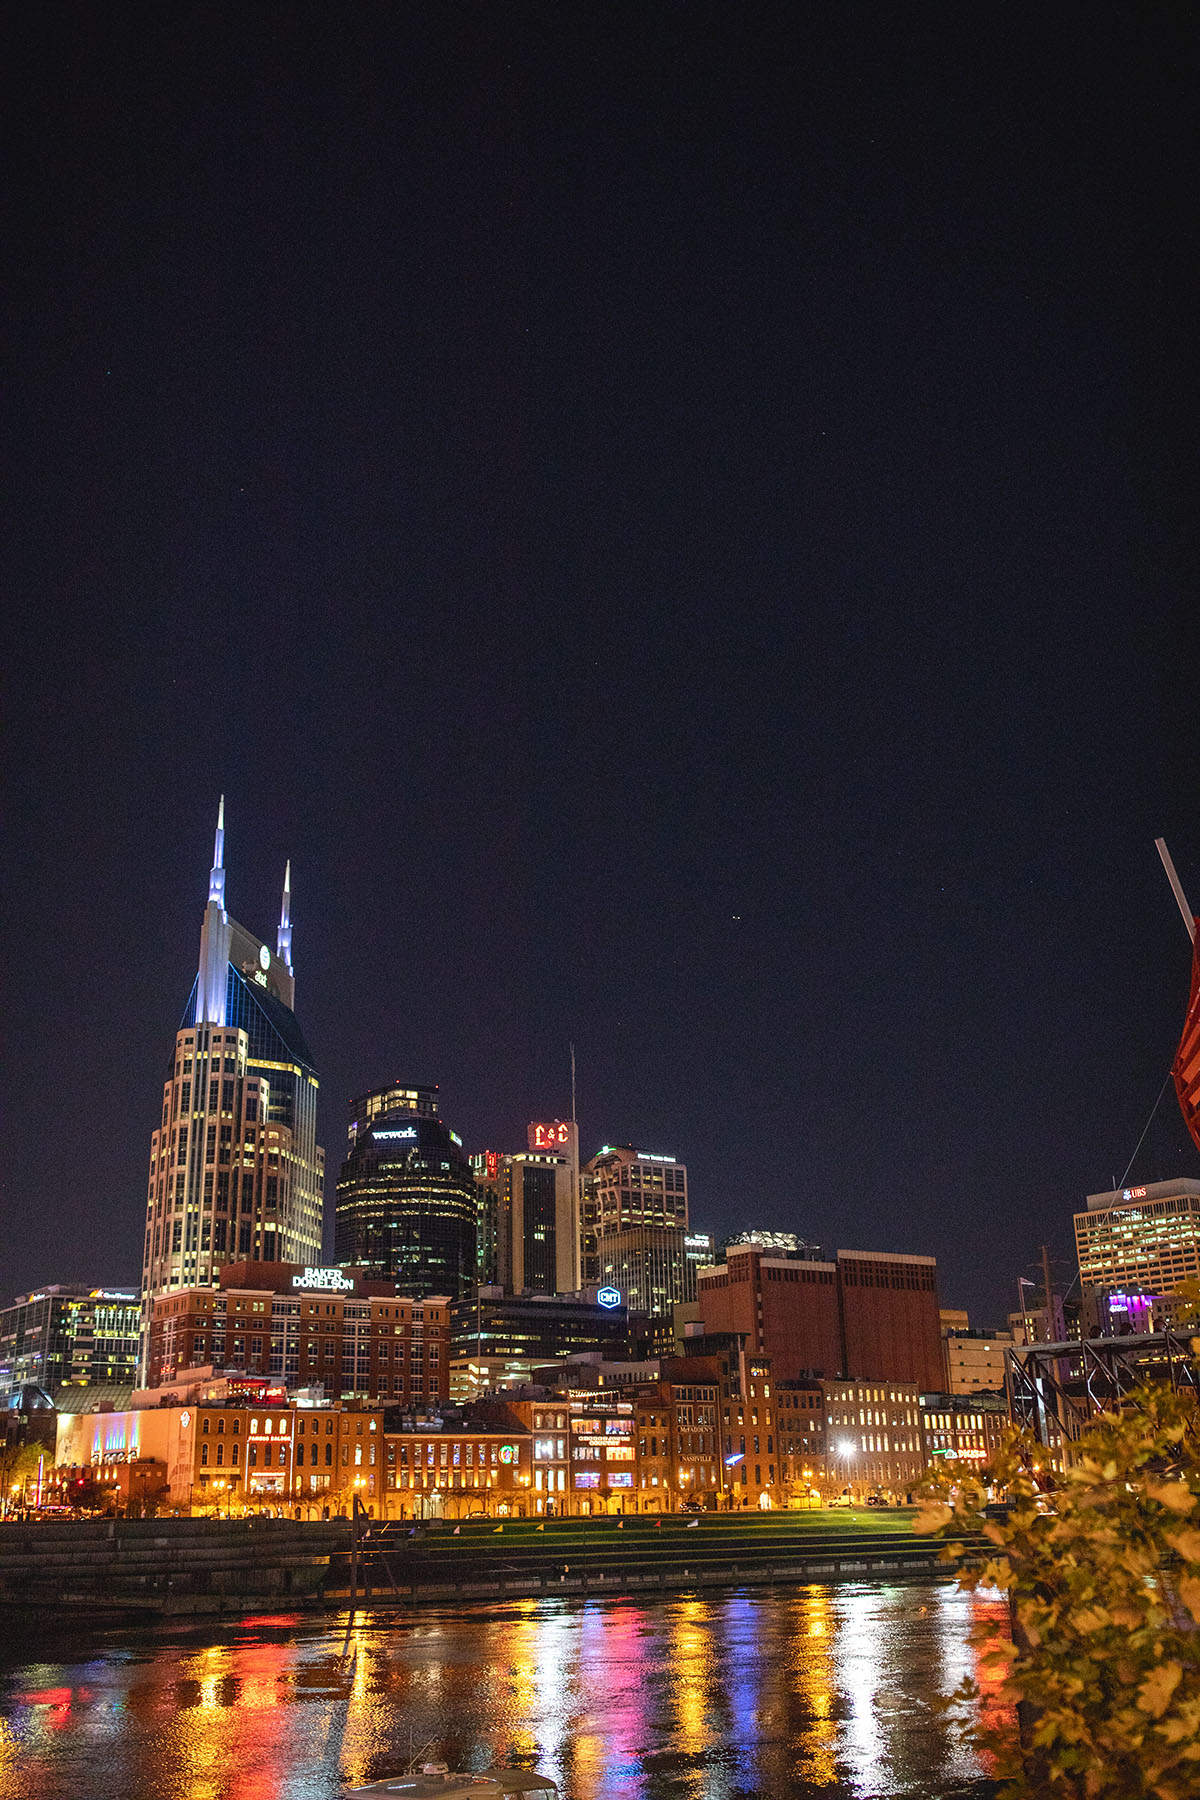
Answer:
1158, 839, 1200, 1157
1173, 925, 1200, 1157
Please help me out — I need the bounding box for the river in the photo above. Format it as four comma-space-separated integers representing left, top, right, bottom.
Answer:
0, 1580, 1007, 1799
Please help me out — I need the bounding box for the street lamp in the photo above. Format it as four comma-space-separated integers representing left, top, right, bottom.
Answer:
835, 1438, 857, 1505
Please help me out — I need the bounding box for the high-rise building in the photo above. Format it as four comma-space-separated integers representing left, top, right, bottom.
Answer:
582, 1143, 689, 1326
1074, 1179, 1200, 1308
598, 1226, 689, 1327
472, 1126, 581, 1297
586, 1144, 689, 1234
684, 1232, 714, 1300
141, 802, 323, 1372
334, 1083, 477, 1298
526, 1121, 582, 1293
0, 1285, 140, 1403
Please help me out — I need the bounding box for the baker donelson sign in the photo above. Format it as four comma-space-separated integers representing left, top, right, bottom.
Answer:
292, 1266, 355, 1292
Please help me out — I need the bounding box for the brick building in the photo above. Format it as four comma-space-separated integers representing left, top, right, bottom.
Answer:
822, 1378, 924, 1503
382, 1423, 533, 1518
695, 1242, 942, 1391
57, 1398, 386, 1511
919, 1392, 1008, 1468
631, 1364, 720, 1514
147, 1262, 450, 1407
775, 1380, 827, 1502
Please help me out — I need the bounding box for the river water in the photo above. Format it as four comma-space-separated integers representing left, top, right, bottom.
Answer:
0, 1581, 1007, 1800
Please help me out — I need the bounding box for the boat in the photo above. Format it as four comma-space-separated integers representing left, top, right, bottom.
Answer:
347, 1765, 557, 1798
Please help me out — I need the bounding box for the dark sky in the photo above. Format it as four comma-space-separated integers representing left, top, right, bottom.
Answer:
2, 5, 1196, 1330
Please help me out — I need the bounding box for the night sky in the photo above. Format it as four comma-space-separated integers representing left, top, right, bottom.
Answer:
2, 6, 1196, 1331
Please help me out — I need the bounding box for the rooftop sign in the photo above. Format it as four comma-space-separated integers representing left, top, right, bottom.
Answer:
292, 1267, 355, 1293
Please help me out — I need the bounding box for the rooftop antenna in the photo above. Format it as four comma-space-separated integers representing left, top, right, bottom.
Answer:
208, 795, 226, 909
277, 859, 293, 973
570, 1042, 577, 1126
1156, 837, 1196, 943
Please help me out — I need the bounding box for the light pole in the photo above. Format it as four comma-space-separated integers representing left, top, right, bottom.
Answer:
835, 1438, 857, 1505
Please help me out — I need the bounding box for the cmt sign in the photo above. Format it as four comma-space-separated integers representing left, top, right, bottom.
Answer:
596, 1286, 622, 1310
530, 1122, 572, 1151
292, 1266, 355, 1293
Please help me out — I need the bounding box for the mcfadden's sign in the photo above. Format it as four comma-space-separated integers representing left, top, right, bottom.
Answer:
292, 1266, 356, 1293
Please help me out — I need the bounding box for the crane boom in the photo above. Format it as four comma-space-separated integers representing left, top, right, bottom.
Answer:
1156, 837, 1196, 943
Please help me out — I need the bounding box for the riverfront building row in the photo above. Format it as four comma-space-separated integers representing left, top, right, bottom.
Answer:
52, 1351, 1006, 1518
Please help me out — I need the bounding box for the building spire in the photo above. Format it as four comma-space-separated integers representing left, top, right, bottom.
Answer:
277, 859, 293, 972
208, 795, 226, 909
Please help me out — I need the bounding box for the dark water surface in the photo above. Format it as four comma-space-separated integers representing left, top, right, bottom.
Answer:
0, 1581, 1007, 1800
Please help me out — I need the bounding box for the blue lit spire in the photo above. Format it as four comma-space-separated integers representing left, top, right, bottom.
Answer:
277, 859, 293, 973
208, 795, 226, 909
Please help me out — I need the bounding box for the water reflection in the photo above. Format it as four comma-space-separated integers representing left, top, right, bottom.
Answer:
0, 1581, 1007, 1800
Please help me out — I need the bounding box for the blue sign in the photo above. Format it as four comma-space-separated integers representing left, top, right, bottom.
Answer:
724, 1453, 744, 1466
596, 1286, 622, 1310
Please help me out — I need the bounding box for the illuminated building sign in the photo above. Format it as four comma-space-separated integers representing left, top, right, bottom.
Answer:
724, 1452, 744, 1466
499, 1444, 518, 1464
292, 1267, 355, 1292
596, 1286, 621, 1309
531, 1122, 572, 1151
1108, 1292, 1154, 1313
485, 1150, 501, 1181
1122, 1186, 1148, 1201
375, 1126, 417, 1141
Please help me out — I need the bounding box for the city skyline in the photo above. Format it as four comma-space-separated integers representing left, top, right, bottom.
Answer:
2, 8, 1196, 1330
3, 790, 1199, 1329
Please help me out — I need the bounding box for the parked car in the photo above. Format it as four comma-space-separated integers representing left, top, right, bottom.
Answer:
864, 1494, 889, 1508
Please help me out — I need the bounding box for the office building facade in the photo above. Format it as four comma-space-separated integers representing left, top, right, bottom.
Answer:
586, 1144, 689, 1233
1074, 1179, 1200, 1306
147, 1261, 450, 1407
335, 1084, 477, 1299
472, 1130, 581, 1297
0, 1286, 140, 1402
141, 803, 323, 1369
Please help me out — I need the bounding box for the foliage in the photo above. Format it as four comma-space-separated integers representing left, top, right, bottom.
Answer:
916, 1378, 1200, 1799
0, 1439, 46, 1496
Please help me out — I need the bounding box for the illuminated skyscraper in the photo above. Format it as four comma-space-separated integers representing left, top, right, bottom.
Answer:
140, 802, 323, 1372
334, 1082, 477, 1298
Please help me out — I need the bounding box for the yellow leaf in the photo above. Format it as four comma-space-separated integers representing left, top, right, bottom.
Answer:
912, 1504, 952, 1534
1166, 1527, 1200, 1564
1175, 1574, 1200, 1620
1072, 1606, 1112, 1633
1145, 1481, 1196, 1515
1137, 1661, 1183, 1719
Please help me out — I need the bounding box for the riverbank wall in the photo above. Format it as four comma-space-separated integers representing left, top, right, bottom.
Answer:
0, 1512, 959, 1617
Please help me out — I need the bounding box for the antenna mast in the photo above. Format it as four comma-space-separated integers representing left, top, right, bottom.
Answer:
570, 1042, 577, 1126
1156, 838, 1196, 943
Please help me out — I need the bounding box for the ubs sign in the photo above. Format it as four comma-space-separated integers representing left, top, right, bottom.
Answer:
293, 1266, 355, 1293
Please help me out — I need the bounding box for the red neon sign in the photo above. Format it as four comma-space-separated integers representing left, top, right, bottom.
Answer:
485, 1151, 500, 1181
531, 1122, 572, 1150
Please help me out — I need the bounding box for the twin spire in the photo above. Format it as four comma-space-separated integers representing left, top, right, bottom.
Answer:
207, 796, 294, 974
